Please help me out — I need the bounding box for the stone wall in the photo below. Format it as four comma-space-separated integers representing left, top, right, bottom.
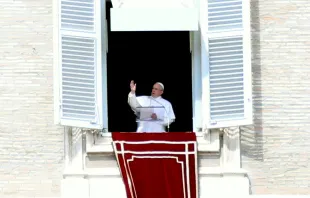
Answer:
1, 0, 310, 196
0, 0, 63, 197
241, 0, 310, 194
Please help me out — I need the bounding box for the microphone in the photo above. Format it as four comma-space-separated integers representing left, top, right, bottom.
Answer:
149, 97, 171, 132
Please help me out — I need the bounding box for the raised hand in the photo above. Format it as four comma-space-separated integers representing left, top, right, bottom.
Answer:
130, 80, 136, 93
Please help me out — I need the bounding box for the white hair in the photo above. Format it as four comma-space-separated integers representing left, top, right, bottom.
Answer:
156, 82, 164, 90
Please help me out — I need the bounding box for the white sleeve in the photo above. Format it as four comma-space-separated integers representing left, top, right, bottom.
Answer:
127, 92, 142, 114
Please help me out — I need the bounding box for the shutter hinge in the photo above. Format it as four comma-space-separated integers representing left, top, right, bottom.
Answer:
210, 120, 217, 125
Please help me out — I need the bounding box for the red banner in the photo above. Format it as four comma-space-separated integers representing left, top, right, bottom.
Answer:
112, 132, 198, 198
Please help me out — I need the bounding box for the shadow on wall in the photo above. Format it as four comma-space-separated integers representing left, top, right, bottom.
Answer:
240, 0, 264, 162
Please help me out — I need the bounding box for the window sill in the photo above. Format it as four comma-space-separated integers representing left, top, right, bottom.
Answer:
86, 131, 220, 154
63, 167, 247, 178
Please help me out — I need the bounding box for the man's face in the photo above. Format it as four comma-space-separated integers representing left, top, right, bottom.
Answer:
151, 83, 163, 98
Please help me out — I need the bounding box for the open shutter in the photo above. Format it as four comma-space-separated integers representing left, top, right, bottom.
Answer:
55, 0, 105, 129
201, 0, 252, 129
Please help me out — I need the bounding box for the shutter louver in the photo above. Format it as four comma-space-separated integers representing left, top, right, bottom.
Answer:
61, 36, 96, 121
208, 0, 243, 31
203, 0, 252, 128
61, 0, 95, 31
209, 36, 244, 121
56, 0, 104, 129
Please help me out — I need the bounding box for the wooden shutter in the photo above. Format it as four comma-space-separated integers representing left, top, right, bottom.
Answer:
201, 0, 252, 129
55, 0, 105, 129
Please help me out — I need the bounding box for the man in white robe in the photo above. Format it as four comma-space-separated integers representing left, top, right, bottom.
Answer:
128, 80, 175, 133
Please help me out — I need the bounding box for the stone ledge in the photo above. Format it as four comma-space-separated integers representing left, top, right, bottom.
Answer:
199, 167, 248, 176
63, 167, 248, 178
87, 132, 220, 153
246, 195, 310, 198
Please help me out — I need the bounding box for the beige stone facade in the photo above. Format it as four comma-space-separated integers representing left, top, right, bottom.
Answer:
241, 0, 310, 194
0, 0, 310, 197
0, 0, 63, 197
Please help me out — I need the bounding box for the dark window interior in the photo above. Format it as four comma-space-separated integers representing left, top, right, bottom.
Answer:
106, 2, 193, 132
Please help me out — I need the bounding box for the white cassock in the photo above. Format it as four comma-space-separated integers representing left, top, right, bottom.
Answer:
128, 92, 176, 133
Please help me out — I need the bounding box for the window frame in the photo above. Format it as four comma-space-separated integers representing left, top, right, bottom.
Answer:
54, 0, 253, 153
